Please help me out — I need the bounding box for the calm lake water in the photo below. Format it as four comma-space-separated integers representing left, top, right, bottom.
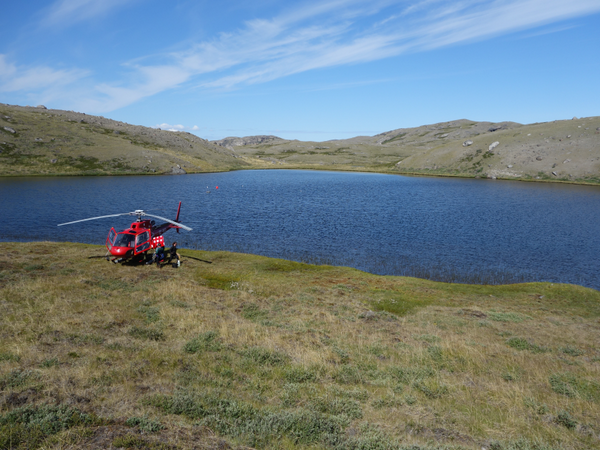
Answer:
1, 170, 599, 290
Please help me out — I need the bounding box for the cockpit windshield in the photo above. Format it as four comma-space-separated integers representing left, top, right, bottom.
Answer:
114, 233, 135, 248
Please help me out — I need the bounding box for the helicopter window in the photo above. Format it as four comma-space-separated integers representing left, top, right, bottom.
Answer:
136, 232, 150, 246
114, 233, 135, 248
108, 228, 117, 245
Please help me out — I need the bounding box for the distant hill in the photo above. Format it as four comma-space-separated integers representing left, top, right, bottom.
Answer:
0, 103, 248, 176
1, 102, 598, 183
214, 117, 600, 184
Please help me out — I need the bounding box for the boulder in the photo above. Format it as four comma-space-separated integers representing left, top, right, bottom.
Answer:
37, 105, 47, 109
3, 126, 16, 134
536, 156, 543, 161
489, 141, 499, 151
170, 166, 186, 175
359, 310, 377, 320
552, 171, 557, 176
463, 140, 473, 147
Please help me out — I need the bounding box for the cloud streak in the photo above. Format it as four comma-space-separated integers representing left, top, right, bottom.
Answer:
4, 0, 599, 113
43, 0, 138, 27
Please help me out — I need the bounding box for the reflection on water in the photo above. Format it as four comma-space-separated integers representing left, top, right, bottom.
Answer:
1, 170, 599, 290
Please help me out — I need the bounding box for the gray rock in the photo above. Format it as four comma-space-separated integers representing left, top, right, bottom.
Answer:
439, 133, 448, 138
213, 135, 284, 149
536, 156, 543, 161
572, 117, 578, 120
567, 135, 571, 138
552, 171, 557, 176
507, 165, 513, 168
488, 125, 505, 132
113, 130, 120, 135
563, 159, 571, 164
489, 141, 500, 151
50, 159, 57, 163
3, 126, 16, 134
35, 137, 43, 142
359, 310, 377, 320
171, 166, 186, 175
463, 140, 473, 147
37, 105, 47, 109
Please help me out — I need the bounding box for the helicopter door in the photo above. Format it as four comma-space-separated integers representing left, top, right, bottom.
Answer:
134, 231, 152, 255
106, 228, 117, 251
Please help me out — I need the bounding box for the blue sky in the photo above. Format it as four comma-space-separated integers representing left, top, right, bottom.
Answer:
1, 0, 599, 141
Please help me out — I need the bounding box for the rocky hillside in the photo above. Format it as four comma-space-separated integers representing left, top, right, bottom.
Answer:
2, 102, 597, 183
219, 117, 600, 184
0, 103, 247, 176
212, 135, 285, 150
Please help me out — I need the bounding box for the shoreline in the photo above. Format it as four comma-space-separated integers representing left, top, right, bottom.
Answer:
1, 165, 599, 187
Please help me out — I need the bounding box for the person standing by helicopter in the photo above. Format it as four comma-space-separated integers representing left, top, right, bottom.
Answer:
153, 243, 166, 267
167, 242, 180, 268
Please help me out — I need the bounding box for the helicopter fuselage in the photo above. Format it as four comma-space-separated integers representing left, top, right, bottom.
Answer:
58, 202, 190, 263
106, 219, 179, 260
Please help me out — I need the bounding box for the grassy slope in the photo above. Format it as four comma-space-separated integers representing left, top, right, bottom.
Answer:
0, 104, 248, 176
2, 242, 599, 449
224, 118, 600, 185
2, 103, 598, 184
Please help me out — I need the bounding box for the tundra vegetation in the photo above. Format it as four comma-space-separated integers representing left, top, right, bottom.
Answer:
223, 118, 600, 185
1, 242, 599, 449
0, 104, 247, 176
2, 103, 599, 184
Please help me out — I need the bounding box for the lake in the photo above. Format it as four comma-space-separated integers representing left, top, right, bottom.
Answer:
1, 170, 599, 290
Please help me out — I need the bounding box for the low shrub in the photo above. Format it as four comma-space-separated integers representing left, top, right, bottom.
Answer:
310, 396, 363, 419
388, 366, 435, 385
333, 365, 363, 384
125, 415, 164, 433
549, 373, 600, 401
0, 404, 94, 449
414, 379, 449, 399
0, 369, 36, 389
0, 352, 21, 363
560, 346, 584, 357
555, 410, 577, 429
129, 326, 165, 341
183, 331, 221, 353
506, 337, 549, 353
284, 366, 318, 383
240, 346, 289, 366
488, 311, 529, 323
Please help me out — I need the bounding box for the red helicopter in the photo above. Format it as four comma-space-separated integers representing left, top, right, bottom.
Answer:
58, 201, 192, 263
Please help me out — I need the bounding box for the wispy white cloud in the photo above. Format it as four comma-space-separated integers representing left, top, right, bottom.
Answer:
152, 123, 200, 132
13, 0, 600, 113
0, 54, 88, 93
43, 0, 138, 27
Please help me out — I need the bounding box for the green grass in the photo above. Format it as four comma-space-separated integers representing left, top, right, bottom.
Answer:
1, 242, 600, 449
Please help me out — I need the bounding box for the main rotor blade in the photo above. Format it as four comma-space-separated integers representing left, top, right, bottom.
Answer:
144, 213, 193, 231
58, 213, 131, 226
